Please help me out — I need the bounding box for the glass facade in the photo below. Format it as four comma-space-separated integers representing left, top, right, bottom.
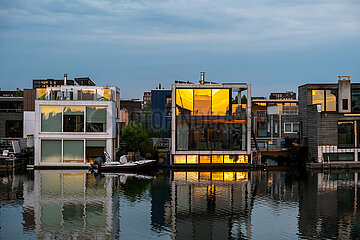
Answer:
86, 107, 107, 132
41, 106, 62, 132
63, 140, 84, 163
63, 107, 84, 132
175, 88, 247, 152
312, 89, 337, 112
338, 121, 354, 147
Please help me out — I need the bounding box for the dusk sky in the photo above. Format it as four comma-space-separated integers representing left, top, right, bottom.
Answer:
0, 0, 359, 99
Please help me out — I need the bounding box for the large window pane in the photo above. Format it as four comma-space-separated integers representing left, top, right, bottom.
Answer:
312, 90, 324, 111
63, 106, 84, 132
194, 89, 211, 116
64, 140, 84, 163
212, 89, 230, 116
199, 155, 211, 164
41, 106, 62, 132
41, 140, 61, 163
86, 140, 106, 163
326, 90, 337, 111
352, 89, 360, 113
338, 121, 354, 147
212, 155, 223, 163
176, 89, 193, 115
86, 107, 107, 132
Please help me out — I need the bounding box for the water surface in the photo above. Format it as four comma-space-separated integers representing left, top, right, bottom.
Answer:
1, 169, 360, 239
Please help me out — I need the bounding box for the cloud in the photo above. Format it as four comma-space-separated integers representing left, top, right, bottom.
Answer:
0, 0, 359, 50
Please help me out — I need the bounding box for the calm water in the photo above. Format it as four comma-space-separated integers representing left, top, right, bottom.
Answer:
1, 169, 360, 239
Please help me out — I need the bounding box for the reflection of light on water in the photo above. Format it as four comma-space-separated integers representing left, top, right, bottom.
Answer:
173, 171, 248, 182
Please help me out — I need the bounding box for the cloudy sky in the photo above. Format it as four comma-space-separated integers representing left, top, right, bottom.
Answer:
0, 0, 359, 98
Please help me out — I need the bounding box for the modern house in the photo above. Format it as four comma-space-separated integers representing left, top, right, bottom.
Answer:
252, 97, 299, 149
171, 73, 252, 166
32, 75, 120, 167
298, 76, 360, 162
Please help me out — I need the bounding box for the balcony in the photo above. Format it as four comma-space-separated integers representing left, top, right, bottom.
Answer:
37, 87, 115, 101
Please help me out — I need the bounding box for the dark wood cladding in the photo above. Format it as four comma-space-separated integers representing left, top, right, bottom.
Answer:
24, 89, 36, 111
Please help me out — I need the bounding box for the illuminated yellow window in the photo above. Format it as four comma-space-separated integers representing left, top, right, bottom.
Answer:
199, 155, 211, 163
37, 88, 48, 100
312, 90, 324, 111
212, 155, 223, 163
186, 172, 198, 182
212, 172, 224, 181
176, 89, 193, 115
224, 172, 235, 181
97, 88, 111, 101
326, 90, 337, 111
174, 155, 186, 164
224, 155, 235, 163
194, 89, 211, 116
173, 172, 186, 181
187, 155, 198, 164
236, 172, 248, 181
199, 172, 211, 181
212, 89, 230, 116
237, 155, 249, 163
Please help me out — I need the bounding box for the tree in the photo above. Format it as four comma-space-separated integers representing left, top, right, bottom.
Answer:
120, 121, 156, 157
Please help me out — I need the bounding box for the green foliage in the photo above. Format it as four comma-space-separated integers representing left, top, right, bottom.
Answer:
120, 121, 157, 157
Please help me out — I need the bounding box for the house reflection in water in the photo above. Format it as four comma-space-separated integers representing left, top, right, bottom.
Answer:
23, 170, 120, 239
170, 171, 253, 239
298, 171, 360, 239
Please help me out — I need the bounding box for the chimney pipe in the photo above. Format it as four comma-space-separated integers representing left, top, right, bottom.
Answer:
64, 74, 67, 86
200, 72, 205, 84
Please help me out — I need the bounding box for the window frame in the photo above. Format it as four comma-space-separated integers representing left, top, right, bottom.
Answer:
284, 122, 299, 133
311, 89, 338, 113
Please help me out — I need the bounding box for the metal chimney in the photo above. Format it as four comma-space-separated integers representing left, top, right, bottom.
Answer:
64, 74, 67, 86
200, 72, 205, 84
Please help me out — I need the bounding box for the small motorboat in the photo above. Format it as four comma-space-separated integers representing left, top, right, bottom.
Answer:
90, 150, 156, 172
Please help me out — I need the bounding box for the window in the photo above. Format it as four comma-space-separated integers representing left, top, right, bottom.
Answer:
63, 140, 84, 163
96, 89, 110, 101
165, 96, 171, 116
41, 106, 62, 132
352, 89, 360, 113
312, 90, 324, 111
41, 140, 62, 162
343, 99, 348, 110
312, 89, 337, 112
5, 120, 22, 138
325, 90, 337, 111
176, 89, 193, 115
86, 140, 106, 163
173, 155, 186, 164
79, 90, 95, 100
86, 107, 107, 132
284, 123, 299, 133
194, 89, 211, 116
212, 89, 230, 116
338, 121, 354, 147
63, 107, 84, 132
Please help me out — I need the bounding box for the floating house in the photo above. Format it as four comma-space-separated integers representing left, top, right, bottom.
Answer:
299, 76, 360, 163
171, 73, 252, 166
32, 75, 120, 167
